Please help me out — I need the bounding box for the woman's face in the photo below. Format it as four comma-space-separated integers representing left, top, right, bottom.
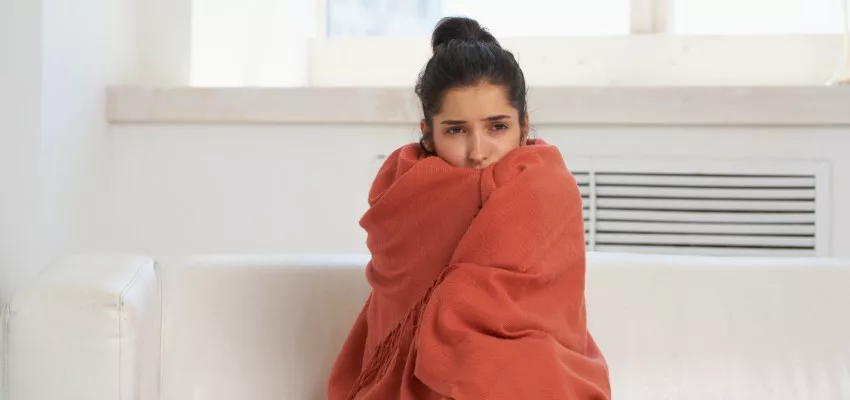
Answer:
422, 82, 528, 169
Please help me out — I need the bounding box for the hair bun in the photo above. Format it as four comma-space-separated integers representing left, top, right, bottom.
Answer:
431, 17, 500, 52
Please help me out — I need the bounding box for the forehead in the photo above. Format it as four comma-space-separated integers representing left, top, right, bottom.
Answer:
437, 83, 517, 118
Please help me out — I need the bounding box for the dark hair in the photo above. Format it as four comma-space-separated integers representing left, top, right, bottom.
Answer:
415, 17, 529, 153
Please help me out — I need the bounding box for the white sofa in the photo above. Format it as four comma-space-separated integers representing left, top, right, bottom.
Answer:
3, 252, 850, 400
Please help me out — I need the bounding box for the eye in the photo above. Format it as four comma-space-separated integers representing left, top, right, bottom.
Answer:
446, 126, 465, 135
491, 123, 509, 131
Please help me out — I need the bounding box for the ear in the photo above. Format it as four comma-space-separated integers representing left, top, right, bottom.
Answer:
420, 119, 434, 152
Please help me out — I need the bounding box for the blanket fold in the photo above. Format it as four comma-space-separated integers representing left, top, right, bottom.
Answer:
328, 139, 610, 400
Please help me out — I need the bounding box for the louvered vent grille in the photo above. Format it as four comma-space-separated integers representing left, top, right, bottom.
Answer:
571, 169, 824, 257
574, 171, 592, 248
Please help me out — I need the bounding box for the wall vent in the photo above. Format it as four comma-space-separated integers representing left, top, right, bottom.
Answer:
570, 158, 830, 257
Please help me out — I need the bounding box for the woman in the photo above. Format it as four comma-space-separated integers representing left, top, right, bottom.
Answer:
328, 16, 611, 400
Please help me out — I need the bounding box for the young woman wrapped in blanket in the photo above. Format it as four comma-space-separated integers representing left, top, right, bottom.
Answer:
328, 17, 611, 400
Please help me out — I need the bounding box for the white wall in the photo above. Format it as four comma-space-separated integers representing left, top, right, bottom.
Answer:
40, 0, 138, 263
106, 124, 415, 257
0, 0, 137, 303
0, 0, 44, 303
106, 123, 850, 260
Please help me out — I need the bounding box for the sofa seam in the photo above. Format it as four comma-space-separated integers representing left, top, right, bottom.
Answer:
154, 262, 163, 400
117, 259, 146, 400
1, 300, 11, 400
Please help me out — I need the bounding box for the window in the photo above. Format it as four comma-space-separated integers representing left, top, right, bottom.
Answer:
187, 0, 850, 86
673, 0, 847, 35
326, 0, 849, 37
326, 0, 632, 37
327, 0, 442, 36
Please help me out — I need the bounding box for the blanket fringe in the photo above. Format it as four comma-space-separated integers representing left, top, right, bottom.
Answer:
344, 270, 449, 400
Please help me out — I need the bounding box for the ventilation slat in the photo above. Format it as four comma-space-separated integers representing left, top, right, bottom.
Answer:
569, 163, 821, 257
596, 233, 815, 247
596, 174, 814, 188
595, 245, 816, 257
596, 187, 814, 200
597, 198, 814, 212
573, 173, 590, 185
597, 221, 815, 235
597, 209, 815, 224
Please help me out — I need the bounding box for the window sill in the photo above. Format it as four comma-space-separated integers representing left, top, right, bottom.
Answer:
107, 86, 850, 126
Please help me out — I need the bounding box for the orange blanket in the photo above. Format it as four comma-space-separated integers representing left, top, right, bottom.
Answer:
328, 139, 610, 399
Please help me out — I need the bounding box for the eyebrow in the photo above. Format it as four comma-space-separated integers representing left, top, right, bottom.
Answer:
440, 115, 512, 125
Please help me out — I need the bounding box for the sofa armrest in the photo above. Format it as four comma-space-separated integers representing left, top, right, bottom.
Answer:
1, 254, 161, 400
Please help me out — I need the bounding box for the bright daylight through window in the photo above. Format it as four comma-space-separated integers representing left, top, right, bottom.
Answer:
326, 0, 631, 37
327, 0, 846, 36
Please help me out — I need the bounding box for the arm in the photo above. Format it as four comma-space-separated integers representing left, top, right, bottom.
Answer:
414, 150, 610, 399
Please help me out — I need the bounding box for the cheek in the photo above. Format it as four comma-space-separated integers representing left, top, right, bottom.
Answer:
434, 136, 462, 155
432, 136, 468, 165
496, 127, 523, 149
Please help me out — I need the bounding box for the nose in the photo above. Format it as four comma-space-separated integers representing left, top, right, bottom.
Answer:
467, 132, 487, 167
